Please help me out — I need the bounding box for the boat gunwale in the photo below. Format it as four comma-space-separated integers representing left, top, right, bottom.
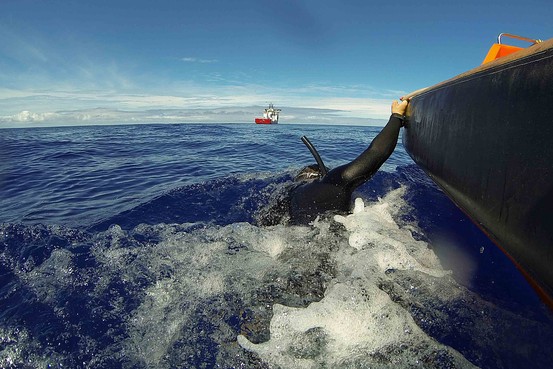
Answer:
405, 38, 553, 100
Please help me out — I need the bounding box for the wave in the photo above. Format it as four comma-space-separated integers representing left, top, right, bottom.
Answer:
1, 166, 552, 368
87, 172, 293, 232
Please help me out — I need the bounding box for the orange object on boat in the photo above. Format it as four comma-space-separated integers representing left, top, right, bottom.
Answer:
482, 33, 542, 64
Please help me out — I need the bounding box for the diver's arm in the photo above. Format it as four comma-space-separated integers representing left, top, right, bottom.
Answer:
323, 99, 408, 189
338, 115, 402, 187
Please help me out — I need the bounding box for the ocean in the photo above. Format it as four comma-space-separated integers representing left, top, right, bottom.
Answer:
1, 123, 552, 368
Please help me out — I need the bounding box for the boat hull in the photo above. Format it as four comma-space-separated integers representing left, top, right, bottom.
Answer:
403, 39, 553, 305
255, 118, 277, 124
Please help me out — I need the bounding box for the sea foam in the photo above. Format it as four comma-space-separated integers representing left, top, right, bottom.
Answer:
238, 188, 476, 368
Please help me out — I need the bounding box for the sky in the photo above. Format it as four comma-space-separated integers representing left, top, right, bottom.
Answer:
0, 0, 552, 127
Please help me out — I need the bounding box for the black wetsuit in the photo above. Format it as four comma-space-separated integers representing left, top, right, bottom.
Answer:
289, 114, 404, 224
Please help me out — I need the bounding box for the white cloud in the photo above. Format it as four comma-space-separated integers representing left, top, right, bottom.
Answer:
0, 77, 401, 128
181, 57, 218, 63
0, 105, 387, 128
0, 25, 50, 65
10, 110, 57, 122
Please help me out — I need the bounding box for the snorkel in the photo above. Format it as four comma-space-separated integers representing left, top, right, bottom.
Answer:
300, 136, 328, 177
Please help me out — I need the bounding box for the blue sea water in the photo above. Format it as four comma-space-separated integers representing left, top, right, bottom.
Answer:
1, 123, 552, 368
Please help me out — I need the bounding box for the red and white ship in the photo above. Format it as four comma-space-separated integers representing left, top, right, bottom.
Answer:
255, 103, 281, 124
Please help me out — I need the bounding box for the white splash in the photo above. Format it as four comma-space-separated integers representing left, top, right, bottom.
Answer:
238, 188, 476, 368
118, 222, 322, 367
238, 281, 475, 368
334, 192, 450, 278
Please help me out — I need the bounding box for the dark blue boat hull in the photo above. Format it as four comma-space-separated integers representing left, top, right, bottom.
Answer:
403, 39, 553, 306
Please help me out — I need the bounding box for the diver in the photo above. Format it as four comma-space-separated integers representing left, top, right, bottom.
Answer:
256, 98, 409, 225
